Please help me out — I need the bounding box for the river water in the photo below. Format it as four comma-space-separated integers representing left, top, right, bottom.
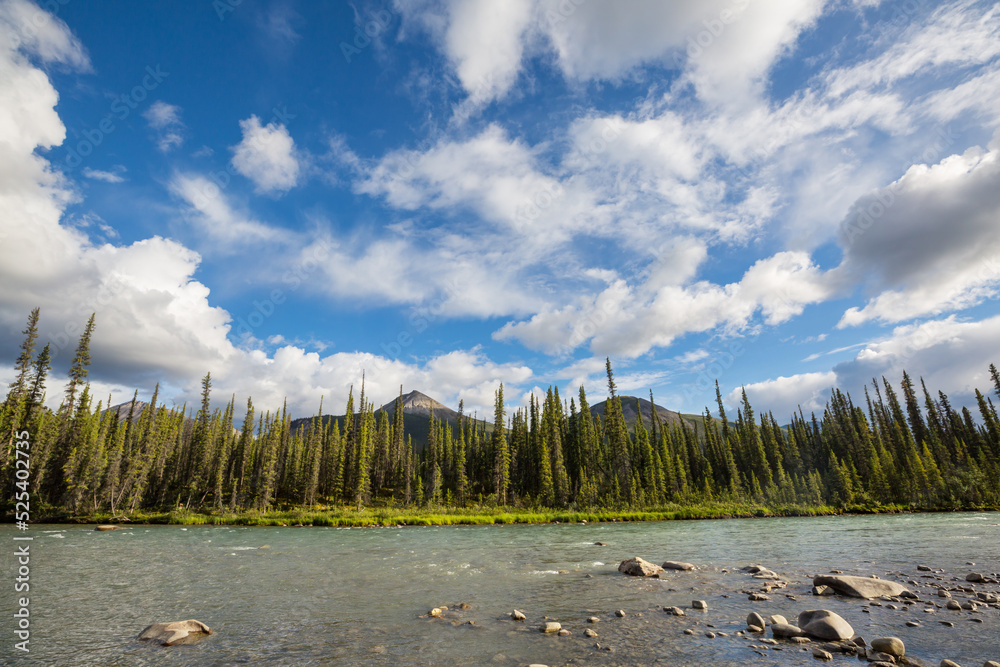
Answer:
2, 512, 999, 666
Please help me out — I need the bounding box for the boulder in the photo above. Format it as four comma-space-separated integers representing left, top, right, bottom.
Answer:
771, 623, 805, 638
137, 620, 211, 646
618, 557, 664, 577
661, 560, 696, 571
870, 637, 905, 658
812, 575, 910, 599
967, 573, 985, 583
798, 610, 854, 641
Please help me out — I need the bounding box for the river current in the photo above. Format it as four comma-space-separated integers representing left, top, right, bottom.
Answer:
2, 512, 999, 666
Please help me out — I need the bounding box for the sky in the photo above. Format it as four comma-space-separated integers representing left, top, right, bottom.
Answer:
1, 0, 999, 421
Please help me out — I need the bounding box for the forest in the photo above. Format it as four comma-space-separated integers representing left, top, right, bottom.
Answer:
2, 308, 1000, 521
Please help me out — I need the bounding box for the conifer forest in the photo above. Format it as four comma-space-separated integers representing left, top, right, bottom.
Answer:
3, 309, 1000, 519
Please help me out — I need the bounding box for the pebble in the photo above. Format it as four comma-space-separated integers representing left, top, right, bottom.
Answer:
683, 629, 695, 635
692, 600, 708, 610
511, 610, 526, 621
584, 628, 597, 638
813, 648, 833, 660
557, 629, 570, 637
615, 609, 626, 617
705, 632, 716, 639
906, 621, 921, 627
587, 616, 599, 623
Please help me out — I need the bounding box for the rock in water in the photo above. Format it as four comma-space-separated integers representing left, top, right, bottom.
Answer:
771, 623, 805, 638
540, 622, 561, 633
618, 557, 664, 577
511, 610, 526, 621
870, 637, 904, 658
939, 661, 961, 667
692, 600, 707, 610
812, 575, 910, 599
747, 611, 766, 628
138, 620, 211, 646
661, 560, 696, 571
798, 610, 854, 641
95, 525, 122, 531
812, 648, 833, 660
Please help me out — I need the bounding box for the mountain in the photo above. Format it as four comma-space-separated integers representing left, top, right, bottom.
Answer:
104, 399, 151, 422
378, 390, 459, 422
289, 390, 475, 449
588, 395, 691, 432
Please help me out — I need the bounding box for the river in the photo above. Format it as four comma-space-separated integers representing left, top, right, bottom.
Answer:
2, 512, 999, 665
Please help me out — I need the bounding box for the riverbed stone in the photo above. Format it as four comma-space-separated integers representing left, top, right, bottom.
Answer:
812, 585, 835, 596
618, 557, 664, 577
749, 593, 770, 601
663, 606, 685, 616
137, 620, 211, 646
939, 590, 952, 598
511, 610, 526, 621
983, 661, 1000, 667
870, 637, 905, 658
946, 600, 962, 610
770, 614, 788, 625
813, 648, 833, 660
661, 560, 696, 571
540, 622, 561, 633
798, 610, 854, 641
747, 612, 766, 628
587, 616, 599, 623
692, 600, 707, 610
615, 609, 626, 617
771, 623, 805, 638
812, 575, 910, 599
95, 525, 123, 531
967, 573, 985, 583
558, 629, 570, 636
940, 661, 961, 667
584, 628, 597, 638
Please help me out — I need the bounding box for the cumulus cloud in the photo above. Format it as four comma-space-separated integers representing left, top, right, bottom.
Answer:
836, 138, 1000, 327
230, 115, 301, 195
496, 249, 834, 358
728, 371, 836, 420
737, 314, 1000, 419
0, 5, 534, 420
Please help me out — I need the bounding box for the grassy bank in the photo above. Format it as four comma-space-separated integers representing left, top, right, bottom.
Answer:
27, 500, 999, 528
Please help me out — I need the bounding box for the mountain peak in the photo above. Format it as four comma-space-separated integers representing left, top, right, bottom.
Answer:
381, 390, 455, 418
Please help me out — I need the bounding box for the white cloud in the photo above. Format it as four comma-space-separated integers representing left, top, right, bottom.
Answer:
496, 249, 833, 358
82, 166, 125, 183
170, 173, 282, 245
836, 139, 1000, 327
729, 371, 836, 419
143, 101, 185, 152
0, 0, 90, 71
230, 115, 301, 195
738, 314, 1000, 419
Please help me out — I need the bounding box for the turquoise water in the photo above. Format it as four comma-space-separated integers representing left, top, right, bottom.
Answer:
2, 512, 999, 665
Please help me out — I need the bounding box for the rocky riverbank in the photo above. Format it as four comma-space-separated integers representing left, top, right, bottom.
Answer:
417, 552, 1000, 667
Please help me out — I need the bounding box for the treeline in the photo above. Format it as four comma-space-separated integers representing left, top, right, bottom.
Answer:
2, 309, 1000, 518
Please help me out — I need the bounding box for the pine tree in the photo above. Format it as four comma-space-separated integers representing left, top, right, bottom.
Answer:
491, 384, 509, 505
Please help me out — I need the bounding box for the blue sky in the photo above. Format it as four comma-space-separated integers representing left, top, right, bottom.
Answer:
1, 0, 999, 420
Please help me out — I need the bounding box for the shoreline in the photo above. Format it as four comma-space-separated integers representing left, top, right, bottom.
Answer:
14, 503, 1000, 528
